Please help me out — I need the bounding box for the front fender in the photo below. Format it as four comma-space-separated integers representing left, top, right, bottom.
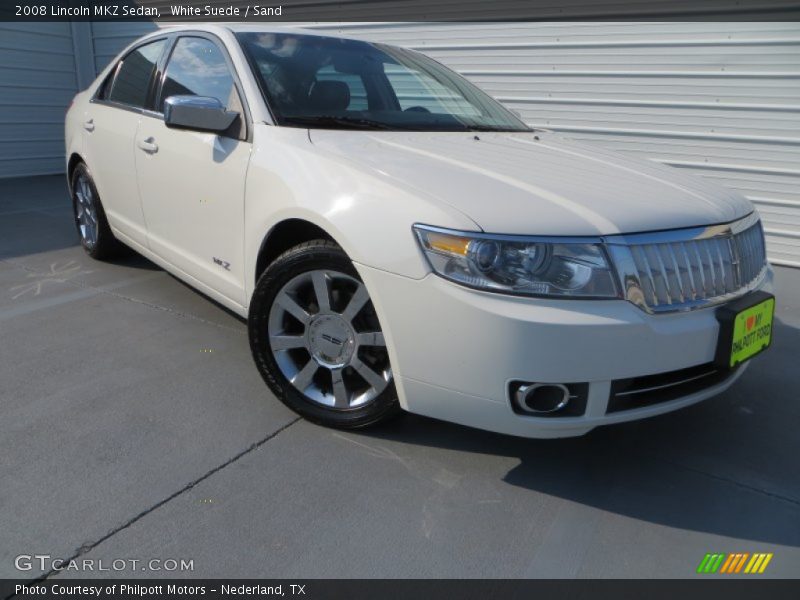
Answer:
243, 125, 479, 304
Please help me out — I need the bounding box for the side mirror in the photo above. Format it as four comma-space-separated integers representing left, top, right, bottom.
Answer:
163, 95, 239, 134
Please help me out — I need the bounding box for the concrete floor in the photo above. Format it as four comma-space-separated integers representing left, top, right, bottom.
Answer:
1, 175, 799, 580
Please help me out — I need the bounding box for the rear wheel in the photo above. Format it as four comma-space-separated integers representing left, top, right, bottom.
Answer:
249, 240, 401, 429
70, 163, 123, 260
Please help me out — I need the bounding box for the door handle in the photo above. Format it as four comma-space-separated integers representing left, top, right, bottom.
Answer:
83, 119, 95, 132
137, 137, 158, 154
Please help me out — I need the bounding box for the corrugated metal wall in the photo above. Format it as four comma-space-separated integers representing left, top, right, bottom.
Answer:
2, 19, 797, 266
0, 23, 81, 178
301, 22, 800, 267
0, 22, 154, 179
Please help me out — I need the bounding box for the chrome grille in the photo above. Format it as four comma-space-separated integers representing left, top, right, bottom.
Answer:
606, 213, 767, 313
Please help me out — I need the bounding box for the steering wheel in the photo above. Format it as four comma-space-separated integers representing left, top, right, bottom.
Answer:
404, 106, 431, 113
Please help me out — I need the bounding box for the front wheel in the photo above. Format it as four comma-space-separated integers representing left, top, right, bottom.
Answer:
248, 240, 401, 429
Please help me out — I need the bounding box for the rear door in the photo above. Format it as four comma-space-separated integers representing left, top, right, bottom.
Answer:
134, 34, 251, 306
83, 37, 168, 248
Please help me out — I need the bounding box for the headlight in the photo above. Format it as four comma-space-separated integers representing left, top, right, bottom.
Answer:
413, 225, 620, 298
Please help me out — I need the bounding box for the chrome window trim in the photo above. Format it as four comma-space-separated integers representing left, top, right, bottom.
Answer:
89, 98, 145, 115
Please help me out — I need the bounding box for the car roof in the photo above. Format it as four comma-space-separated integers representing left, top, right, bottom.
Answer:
227, 24, 356, 38
152, 23, 368, 43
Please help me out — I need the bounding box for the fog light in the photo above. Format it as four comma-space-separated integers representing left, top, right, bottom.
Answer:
515, 383, 570, 414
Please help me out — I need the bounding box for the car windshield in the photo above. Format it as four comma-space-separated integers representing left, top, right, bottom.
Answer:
236, 32, 530, 132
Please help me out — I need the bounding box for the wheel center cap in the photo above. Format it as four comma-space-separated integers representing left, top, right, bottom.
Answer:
307, 314, 356, 367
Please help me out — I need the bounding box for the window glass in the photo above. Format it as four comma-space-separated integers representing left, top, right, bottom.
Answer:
160, 37, 236, 111
314, 65, 368, 111
237, 32, 528, 132
107, 39, 166, 108
384, 64, 480, 117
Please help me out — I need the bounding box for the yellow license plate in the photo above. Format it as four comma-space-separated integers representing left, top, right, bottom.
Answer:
728, 297, 775, 368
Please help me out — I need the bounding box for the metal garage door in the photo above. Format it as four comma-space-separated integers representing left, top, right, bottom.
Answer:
0, 22, 155, 180
306, 21, 800, 267
4, 17, 797, 267
0, 23, 82, 178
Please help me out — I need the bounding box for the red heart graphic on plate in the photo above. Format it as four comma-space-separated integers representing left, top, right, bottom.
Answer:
746, 315, 755, 331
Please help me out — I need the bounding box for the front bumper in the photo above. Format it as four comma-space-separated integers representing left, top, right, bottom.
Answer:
357, 263, 774, 438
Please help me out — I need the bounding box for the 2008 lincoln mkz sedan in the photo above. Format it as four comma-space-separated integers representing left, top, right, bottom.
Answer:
65, 25, 775, 438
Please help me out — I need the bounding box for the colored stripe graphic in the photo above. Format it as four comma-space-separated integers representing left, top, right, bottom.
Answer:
702, 554, 725, 573
759, 553, 774, 573
713, 554, 726, 573
734, 553, 749, 573
720, 554, 736, 573
745, 554, 760, 573
699, 552, 773, 574
720, 553, 742, 573
745, 553, 774, 574
697, 554, 713, 574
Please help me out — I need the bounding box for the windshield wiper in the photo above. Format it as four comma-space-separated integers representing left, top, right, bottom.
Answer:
283, 115, 530, 133
283, 115, 396, 130
464, 124, 532, 132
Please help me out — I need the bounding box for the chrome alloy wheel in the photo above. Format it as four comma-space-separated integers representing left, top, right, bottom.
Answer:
74, 174, 98, 248
268, 269, 391, 409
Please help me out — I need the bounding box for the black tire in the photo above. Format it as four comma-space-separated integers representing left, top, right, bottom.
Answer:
249, 239, 401, 429
70, 163, 124, 260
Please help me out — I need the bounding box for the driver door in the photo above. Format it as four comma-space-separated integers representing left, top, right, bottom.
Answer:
134, 35, 251, 307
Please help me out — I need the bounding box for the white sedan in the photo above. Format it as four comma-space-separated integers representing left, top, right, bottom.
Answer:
65, 25, 775, 438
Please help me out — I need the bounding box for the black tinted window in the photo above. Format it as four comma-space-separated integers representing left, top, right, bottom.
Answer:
160, 37, 235, 111
237, 32, 528, 132
108, 39, 166, 108
315, 65, 368, 111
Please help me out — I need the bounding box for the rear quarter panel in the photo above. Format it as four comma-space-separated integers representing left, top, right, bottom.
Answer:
64, 91, 90, 178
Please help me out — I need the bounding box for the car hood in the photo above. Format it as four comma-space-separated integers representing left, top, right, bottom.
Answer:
308, 129, 752, 236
